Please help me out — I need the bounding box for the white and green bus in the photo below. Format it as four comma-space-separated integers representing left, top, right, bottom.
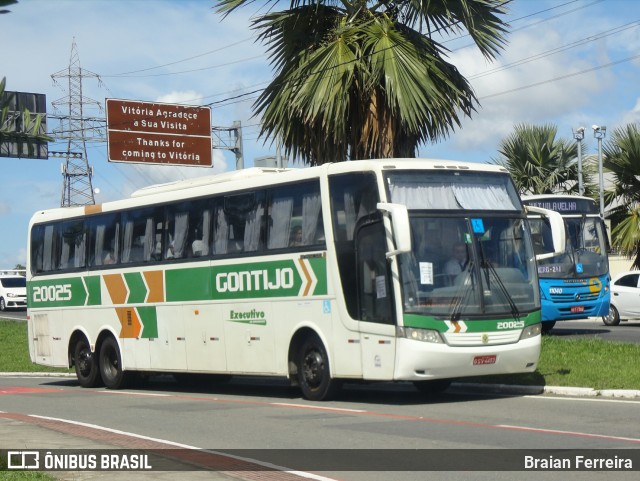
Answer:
27, 159, 563, 400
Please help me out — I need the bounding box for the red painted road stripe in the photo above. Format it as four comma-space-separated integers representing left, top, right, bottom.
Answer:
0, 386, 62, 395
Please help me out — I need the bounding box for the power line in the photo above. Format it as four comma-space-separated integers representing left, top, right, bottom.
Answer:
102, 36, 255, 77
469, 20, 640, 80
104, 54, 265, 79
480, 53, 640, 100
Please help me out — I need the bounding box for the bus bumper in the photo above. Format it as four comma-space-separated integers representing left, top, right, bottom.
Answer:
541, 298, 609, 322
393, 335, 541, 381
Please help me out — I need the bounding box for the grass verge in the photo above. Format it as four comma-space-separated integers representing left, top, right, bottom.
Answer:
0, 319, 71, 373
460, 335, 640, 390
0, 453, 56, 480
1, 319, 639, 389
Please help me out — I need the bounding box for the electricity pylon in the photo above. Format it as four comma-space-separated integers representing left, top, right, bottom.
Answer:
51, 39, 103, 207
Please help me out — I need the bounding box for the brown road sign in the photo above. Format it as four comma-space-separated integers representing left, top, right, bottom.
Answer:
106, 99, 212, 166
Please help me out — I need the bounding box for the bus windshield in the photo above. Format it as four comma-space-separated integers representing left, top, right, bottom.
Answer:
530, 216, 608, 279
385, 170, 536, 318
396, 216, 538, 318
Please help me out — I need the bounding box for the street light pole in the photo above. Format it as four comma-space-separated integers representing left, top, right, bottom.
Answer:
572, 127, 585, 195
592, 125, 607, 218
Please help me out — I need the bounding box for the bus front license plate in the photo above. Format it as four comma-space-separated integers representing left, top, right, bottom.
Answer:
473, 355, 496, 366
571, 306, 585, 313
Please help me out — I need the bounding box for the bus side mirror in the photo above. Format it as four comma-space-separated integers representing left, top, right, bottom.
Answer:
525, 206, 566, 260
377, 202, 411, 258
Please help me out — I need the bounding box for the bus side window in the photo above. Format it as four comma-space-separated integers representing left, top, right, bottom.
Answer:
329, 172, 379, 319
89, 213, 120, 267
59, 220, 86, 270
220, 191, 265, 255
267, 180, 323, 250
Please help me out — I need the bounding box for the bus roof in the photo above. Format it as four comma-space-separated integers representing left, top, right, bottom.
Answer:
29, 159, 511, 225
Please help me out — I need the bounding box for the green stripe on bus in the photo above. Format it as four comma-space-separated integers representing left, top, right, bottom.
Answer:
84, 275, 102, 306
403, 311, 541, 332
165, 258, 327, 302
137, 306, 158, 338
124, 272, 147, 304
165, 267, 211, 302
29, 277, 88, 307
29, 257, 328, 307
307, 256, 328, 295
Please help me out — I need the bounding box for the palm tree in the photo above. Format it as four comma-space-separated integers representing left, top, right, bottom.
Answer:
214, 0, 510, 165
493, 122, 595, 196
0, 1, 18, 15
603, 123, 640, 268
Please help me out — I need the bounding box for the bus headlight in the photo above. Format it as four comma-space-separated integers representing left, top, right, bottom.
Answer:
397, 326, 444, 344
519, 323, 542, 340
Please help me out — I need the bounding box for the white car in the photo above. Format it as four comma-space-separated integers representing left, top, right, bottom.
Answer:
0, 275, 27, 311
603, 270, 640, 326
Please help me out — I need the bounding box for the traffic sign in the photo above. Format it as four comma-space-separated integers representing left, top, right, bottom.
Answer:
106, 98, 212, 167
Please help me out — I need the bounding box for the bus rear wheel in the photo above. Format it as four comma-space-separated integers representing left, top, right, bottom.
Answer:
297, 335, 341, 401
99, 336, 128, 389
73, 337, 101, 388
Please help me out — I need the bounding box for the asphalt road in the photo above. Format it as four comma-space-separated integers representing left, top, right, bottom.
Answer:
1, 375, 639, 481
549, 317, 640, 343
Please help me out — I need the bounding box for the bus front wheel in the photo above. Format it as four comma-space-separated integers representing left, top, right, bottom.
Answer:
297, 335, 341, 401
73, 337, 101, 388
99, 336, 128, 389
541, 321, 556, 333
602, 305, 620, 326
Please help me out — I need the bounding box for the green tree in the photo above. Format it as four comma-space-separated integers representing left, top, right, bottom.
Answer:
0, 77, 52, 155
493, 122, 594, 196
0, 0, 18, 15
214, 0, 509, 165
603, 123, 640, 268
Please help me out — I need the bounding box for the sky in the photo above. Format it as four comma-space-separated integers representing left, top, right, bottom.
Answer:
1, 0, 639, 268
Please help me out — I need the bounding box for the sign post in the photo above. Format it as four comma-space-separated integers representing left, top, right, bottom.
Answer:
106, 99, 212, 167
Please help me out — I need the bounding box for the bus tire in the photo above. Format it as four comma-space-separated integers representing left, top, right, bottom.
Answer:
297, 335, 341, 401
602, 305, 620, 326
541, 321, 556, 333
413, 379, 452, 395
99, 336, 128, 389
73, 337, 101, 388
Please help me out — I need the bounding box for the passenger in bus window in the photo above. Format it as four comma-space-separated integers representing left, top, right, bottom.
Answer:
289, 226, 303, 247
192, 227, 204, 256
166, 240, 175, 259
444, 242, 468, 283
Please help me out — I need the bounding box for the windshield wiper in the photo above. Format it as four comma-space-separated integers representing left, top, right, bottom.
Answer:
483, 258, 520, 319
449, 260, 475, 321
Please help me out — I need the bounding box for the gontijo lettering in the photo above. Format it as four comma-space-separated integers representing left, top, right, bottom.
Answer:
216, 268, 294, 293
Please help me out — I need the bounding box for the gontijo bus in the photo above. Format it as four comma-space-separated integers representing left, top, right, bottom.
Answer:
522, 195, 610, 332
27, 159, 564, 401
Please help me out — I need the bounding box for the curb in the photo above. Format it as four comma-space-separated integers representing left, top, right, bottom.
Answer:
451, 382, 640, 399
0, 371, 75, 378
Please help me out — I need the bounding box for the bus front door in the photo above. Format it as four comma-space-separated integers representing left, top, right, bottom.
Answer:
356, 220, 397, 380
